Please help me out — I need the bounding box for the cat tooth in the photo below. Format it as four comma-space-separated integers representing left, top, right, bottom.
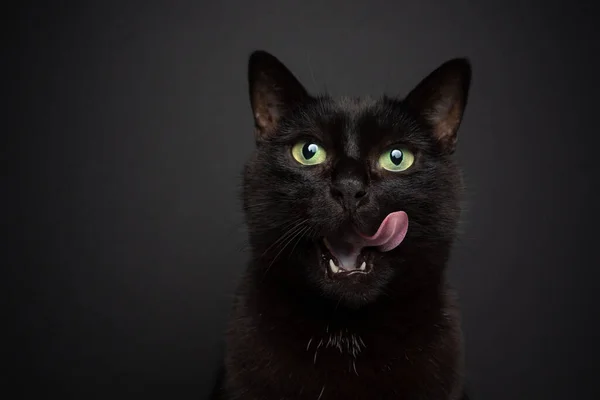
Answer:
359, 262, 366, 271
329, 259, 340, 274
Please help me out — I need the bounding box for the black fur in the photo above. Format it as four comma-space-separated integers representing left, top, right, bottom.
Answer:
212, 51, 472, 399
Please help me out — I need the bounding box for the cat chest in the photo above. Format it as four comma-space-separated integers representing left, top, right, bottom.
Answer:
229, 329, 457, 399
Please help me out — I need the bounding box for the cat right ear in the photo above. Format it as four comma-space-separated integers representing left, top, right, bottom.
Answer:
248, 50, 309, 141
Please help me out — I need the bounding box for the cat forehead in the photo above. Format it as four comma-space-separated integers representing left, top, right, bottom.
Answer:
301, 96, 412, 157
333, 97, 373, 158
310, 96, 405, 129
332, 96, 379, 113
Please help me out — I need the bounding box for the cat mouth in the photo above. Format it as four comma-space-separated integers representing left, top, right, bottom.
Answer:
320, 239, 373, 278
318, 211, 410, 280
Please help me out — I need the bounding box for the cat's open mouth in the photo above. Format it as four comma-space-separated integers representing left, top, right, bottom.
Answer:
317, 211, 410, 280
320, 239, 374, 278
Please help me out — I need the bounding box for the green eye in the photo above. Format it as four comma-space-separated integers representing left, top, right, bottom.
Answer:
378, 148, 415, 171
291, 141, 327, 165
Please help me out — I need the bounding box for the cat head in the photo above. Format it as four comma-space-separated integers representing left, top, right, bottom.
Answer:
243, 50, 471, 309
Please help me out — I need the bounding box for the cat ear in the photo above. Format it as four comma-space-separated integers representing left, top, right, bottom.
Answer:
248, 50, 309, 140
404, 58, 471, 153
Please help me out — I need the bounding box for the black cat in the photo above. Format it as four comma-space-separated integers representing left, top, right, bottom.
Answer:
211, 50, 472, 399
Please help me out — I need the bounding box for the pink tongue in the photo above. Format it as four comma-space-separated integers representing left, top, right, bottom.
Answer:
325, 211, 409, 269
358, 211, 409, 252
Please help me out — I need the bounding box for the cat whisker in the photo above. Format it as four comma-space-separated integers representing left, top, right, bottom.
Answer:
262, 221, 310, 279
288, 226, 311, 259
260, 218, 308, 259
270, 224, 310, 262
242, 198, 298, 209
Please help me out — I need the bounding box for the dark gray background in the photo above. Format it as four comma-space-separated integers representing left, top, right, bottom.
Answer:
6, 0, 599, 398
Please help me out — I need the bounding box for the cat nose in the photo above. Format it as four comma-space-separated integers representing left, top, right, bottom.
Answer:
331, 158, 370, 209
330, 177, 369, 210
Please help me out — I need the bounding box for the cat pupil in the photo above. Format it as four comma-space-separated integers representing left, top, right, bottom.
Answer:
302, 143, 318, 159
390, 149, 403, 165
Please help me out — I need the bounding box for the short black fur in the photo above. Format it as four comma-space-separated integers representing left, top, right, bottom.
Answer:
212, 50, 472, 399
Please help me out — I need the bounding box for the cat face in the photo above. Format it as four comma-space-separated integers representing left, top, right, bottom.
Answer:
243, 51, 471, 308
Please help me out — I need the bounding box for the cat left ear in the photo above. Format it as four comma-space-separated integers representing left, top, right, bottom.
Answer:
404, 58, 472, 153
248, 50, 309, 141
